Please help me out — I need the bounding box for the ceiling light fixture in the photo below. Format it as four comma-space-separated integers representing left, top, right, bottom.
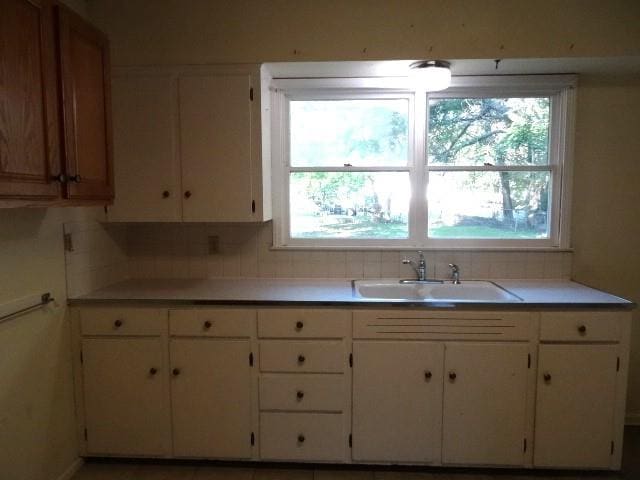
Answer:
409, 60, 451, 92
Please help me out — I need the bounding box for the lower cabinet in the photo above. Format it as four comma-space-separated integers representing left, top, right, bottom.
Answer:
81, 337, 170, 456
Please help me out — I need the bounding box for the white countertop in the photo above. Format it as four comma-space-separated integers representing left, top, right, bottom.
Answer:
68, 278, 634, 308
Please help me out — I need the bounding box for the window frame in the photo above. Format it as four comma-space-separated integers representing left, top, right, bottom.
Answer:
271, 75, 576, 250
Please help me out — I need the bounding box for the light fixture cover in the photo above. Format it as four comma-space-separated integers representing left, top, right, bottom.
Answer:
409, 60, 451, 92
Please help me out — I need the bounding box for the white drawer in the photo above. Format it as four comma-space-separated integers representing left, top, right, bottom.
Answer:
260, 374, 345, 412
260, 341, 345, 373
259, 412, 346, 461
540, 312, 623, 342
258, 309, 350, 339
169, 308, 255, 337
79, 308, 166, 336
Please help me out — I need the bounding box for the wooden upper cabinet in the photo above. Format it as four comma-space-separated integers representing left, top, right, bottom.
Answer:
56, 4, 113, 201
0, 0, 61, 201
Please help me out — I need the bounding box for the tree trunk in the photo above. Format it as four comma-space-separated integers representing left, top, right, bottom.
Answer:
499, 171, 514, 225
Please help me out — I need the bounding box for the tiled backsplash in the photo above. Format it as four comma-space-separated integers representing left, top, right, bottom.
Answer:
64, 221, 572, 294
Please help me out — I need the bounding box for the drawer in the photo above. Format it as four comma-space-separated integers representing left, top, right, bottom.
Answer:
540, 312, 623, 342
260, 374, 345, 412
79, 308, 166, 336
260, 412, 346, 461
258, 309, 350, 339
260, 341, 345, 373
169, 309, 255, 337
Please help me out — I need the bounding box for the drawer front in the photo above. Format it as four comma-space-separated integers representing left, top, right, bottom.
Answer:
79, 308, 166, 336
260, 412, 346, 461
260, 341, 345, 373
353, 310, 532, 341
260, 374, 345, 412
258, 309, 350, 339
540, 312, 623, 342
169, 309, 255, 337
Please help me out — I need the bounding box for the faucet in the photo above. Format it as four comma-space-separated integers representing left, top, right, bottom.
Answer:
449, 263, 461, 284
402, 251, 427, 281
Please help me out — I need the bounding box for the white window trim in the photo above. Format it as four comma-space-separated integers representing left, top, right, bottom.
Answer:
271, 75, 577, 250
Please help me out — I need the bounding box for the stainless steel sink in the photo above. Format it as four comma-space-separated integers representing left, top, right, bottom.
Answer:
353, 279, 522, 302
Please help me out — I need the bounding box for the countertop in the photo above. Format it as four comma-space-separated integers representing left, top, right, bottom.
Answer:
68, 278, 635, 309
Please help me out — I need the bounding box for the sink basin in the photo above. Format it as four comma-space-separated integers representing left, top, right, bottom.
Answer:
354, 279, 522, 302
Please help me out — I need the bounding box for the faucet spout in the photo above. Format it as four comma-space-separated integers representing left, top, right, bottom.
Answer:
402, 251, 427, 281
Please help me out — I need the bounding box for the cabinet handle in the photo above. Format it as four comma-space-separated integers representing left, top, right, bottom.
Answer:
172, 368, 181, 376
297, 434, 305, 443
149, 367, 158, 376
297, 354, 306, 364
295, 321, 304, 330
578, 324, 587, 334
448, 371, 457, 381
162, 190, 170, 198
184, 191, 192, 199
69, 174, 81, 183
51, 173, 67, 183
424, 370, 432, 380
203, 320, 212, 330
114, 319, 123, 328
296, 390, 305, 400
543, 372, 551, 383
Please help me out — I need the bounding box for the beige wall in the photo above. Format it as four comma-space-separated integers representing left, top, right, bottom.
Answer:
572, 74, 640, 417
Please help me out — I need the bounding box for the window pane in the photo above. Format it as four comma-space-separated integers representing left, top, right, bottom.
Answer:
428, 171, 550, 239
428, 97, 550, 166
290, 99, 409, 167
290, 172, 410, 239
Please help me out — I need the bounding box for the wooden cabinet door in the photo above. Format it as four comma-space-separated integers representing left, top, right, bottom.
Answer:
178, 73, 254, 222
81, 337, 170, 456
442, 343, 529, 466
0, 0, 61, 200
108, 74, 182, 221
57, 5, 113, 201
534, 344, 618, 468
170, 338, 252, 458
352, 341, 443, 463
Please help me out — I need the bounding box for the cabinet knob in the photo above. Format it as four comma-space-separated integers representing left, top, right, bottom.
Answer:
162, 190, 170, 198
295, 321, 304, 330
297, 354, 306, 364
149, 367, 158, 376
172, 368, 181, 376
69, 174, 81, 183
184, 190, 192, 199
424, 370, 432, 380
51, 173, 67, 183
296, 390, 305, 400
114, 319, 123, 328
448, 371, 457, 381
543, 372, 551, 383
578, 325, 587, 334
203, 320, 212, 330
297, 434, 305, 443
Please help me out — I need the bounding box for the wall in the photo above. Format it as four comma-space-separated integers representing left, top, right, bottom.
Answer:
572, 74, 640, 420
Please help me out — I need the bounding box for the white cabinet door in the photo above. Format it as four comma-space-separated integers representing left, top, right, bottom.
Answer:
179, 74, 254, 222
108, 74, 182, 221
82, 337, 170, 456
442, 342, 529, 466
170, 338, 252, 458
534, 344, 618, 468
352, 341, 443, 463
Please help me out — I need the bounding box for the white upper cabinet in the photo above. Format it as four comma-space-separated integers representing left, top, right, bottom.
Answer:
107, 64, 272, 222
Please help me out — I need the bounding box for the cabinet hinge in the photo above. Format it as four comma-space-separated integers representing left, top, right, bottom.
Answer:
349, 353, 353, 368
63, 233, 74, 252
523, 438, 527, 452
251, 200, 256, 213
617, 357, 620, 372
80, 350, 83, 364
251, 432, 255, 446
84, 427, 88, 441
349, 434, 352, 448
611, 441, 615, 455
250, 87, 254, 101
527, 353, 531, 369
249, 352, 254, 367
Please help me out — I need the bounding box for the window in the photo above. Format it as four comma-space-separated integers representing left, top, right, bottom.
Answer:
272, 76, 575, 249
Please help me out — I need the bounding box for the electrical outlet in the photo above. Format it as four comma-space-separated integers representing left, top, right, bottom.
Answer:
208, 236, 220, 254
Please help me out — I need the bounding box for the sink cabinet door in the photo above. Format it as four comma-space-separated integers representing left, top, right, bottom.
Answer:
170, 338, 252, 458
352, 341, 444, 463
534, 344, 618, 468
82, 337, 170, 456
442, 342, 529, 466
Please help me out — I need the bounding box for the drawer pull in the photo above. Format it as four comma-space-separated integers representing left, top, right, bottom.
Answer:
543, 372, 551, 383
578, 324, 587, 334
203, 320, 212, 330
448, 371, 457, 381
114, 319, 123, 328
149, 367, 158, 376
296, 390, 305, 400
297, 354, 306, 364
172, 368, 181, 376
424, 370, 432, 380
297, 434, 305, 443
295, 321, 304, 330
